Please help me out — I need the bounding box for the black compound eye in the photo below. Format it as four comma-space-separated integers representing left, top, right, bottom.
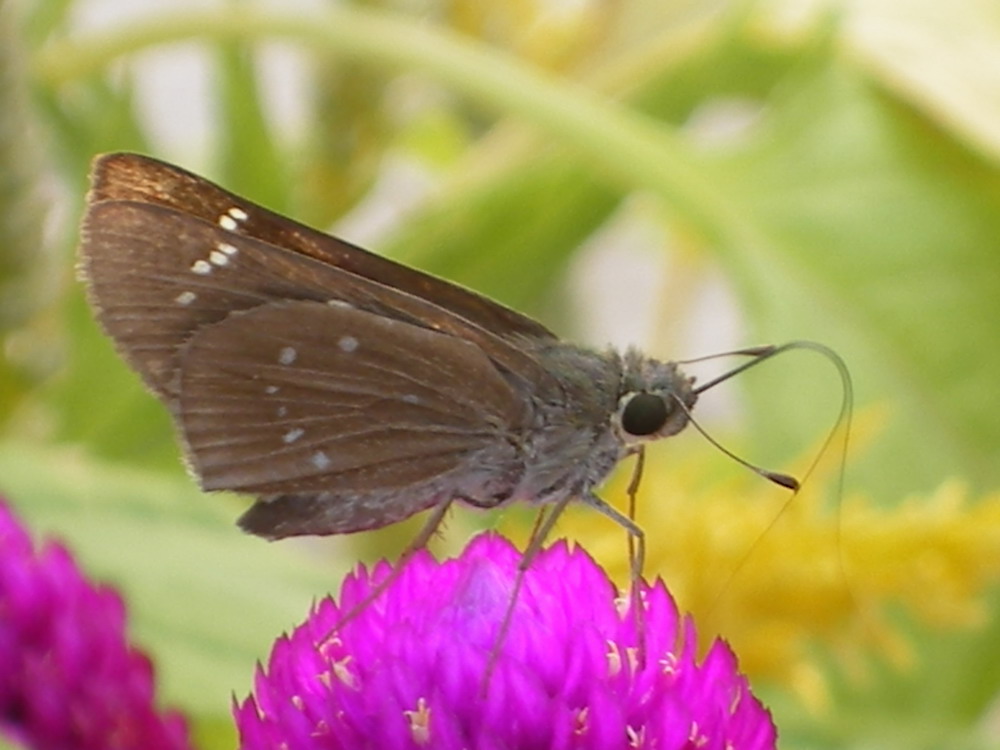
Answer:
620, 393, 671, 437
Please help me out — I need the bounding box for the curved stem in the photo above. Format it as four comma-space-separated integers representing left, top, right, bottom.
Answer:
34, 5, 762, 251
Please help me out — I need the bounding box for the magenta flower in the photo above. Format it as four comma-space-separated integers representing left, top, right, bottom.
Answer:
236, 533, 776, 749
0, 499, 191, 750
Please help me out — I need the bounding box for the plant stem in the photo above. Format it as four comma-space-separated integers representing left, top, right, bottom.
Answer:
34, 5, 763, 252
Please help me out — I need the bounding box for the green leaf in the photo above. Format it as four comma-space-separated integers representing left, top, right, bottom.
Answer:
214, 37, 289, 211
382, 152, 622, 321
709, 60, 1000, 495
296, 61, 395, 227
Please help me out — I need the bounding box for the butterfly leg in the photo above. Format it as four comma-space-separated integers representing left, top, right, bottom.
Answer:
579, 488, 647, 670
319, 499, 454, 641
481, 494, 574, 695
625, 446, 646, 571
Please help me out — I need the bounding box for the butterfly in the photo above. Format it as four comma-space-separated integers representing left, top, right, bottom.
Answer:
79, 153, 817, 651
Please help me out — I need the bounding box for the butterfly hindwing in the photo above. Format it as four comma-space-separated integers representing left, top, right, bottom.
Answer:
177, 300, 528, 502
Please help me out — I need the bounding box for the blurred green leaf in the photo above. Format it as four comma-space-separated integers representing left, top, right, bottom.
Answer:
710, 60, 1000, 495
22, 0, 75, 46
297, 60, 394, 227
0, 2, 51, 425
0, 5, 48, 333
33, 74, 150, 179
215, 38, 288, 211
383, 152, 622, 320
794, 605, 1000, 750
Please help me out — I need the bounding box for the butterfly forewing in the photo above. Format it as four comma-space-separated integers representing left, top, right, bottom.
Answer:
81, 200, 559, 401
178, 300, 528, 496
82, 201, 323, 400
88, 153, 557, 341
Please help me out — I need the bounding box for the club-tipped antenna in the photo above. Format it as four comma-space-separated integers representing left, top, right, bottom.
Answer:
683, 340, 855, 622
671, 397, 799, 490
681, 340, 854, 492
684, 345, 779, 395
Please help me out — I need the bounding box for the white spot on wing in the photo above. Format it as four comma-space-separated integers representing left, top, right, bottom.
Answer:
175, 291, 197, 306
191, 260, 212, 275
218, 206, 248, 232
327, 299, 354, 309
217, 242, 239, 256
283, 427, 305, 444
402, 394, 420, 405
277, 406, 288, 417
265, 385, 279, 394
311, 451, 331, 470
209, 250, 229, 266
338, 335, 359, 353
278, 347, 297, 365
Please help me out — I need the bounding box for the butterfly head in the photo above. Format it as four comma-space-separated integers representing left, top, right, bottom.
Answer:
614, 352, 697, 445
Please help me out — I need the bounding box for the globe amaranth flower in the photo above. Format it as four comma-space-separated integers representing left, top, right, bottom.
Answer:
0, 499, 191, 750
236, 532, 776, 749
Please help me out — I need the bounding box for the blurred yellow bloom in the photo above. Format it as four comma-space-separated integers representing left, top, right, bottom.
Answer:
503, 438, 1000, 711
450, 0, 615, 71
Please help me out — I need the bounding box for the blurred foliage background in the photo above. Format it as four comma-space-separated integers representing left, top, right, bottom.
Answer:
1, 0, 999, 747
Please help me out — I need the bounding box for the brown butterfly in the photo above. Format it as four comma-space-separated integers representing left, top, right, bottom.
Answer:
79, 154, 808, 645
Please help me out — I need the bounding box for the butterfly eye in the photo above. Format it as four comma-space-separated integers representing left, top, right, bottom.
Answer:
620, 393, 672, 437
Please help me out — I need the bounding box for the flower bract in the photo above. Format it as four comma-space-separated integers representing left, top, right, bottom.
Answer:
236, 532, 775, 749
0, 499, 191, 750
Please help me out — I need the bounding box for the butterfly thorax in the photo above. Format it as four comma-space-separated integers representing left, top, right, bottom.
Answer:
505, 342, 697, 506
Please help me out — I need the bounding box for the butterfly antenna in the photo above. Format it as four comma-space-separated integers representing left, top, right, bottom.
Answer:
685, 340, 854, 616
686, 340, 853, 483
673, 398, 799, 490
